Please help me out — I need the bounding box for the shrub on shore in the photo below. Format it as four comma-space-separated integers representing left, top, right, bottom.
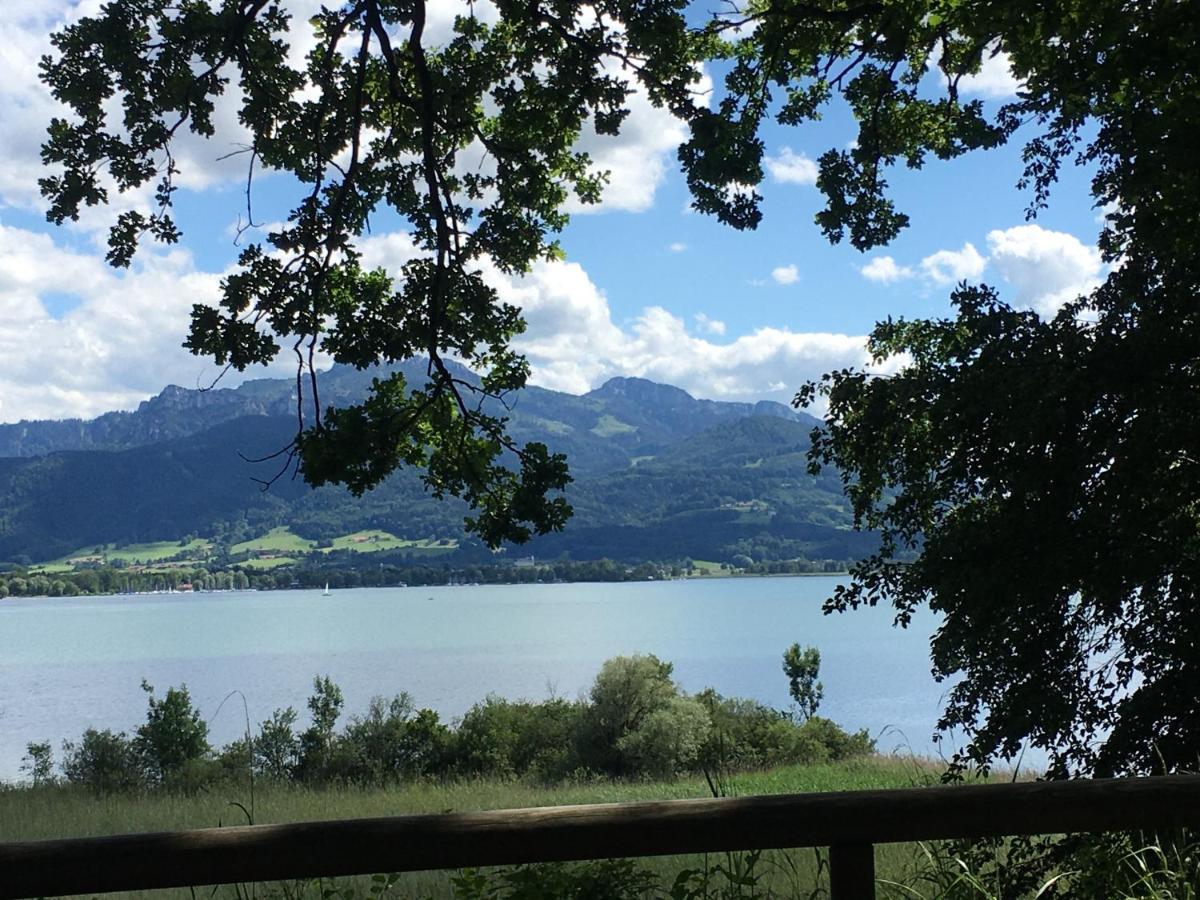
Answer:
22, 652, 873, 795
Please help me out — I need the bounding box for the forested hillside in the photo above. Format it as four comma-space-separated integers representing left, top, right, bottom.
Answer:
0, 367, 866, 566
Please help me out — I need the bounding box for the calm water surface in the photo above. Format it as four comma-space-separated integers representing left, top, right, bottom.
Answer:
0, 576, 956, 780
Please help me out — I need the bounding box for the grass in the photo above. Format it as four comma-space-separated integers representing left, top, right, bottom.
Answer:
0, 757, 940, 842
107, 539, 213, 564
7, 759, 1172, 898
31, 530, 458, 575
590, 413, 637, 437
323, 531, 457, 555
31, 539, 214, 572
229, 528, 457, 563
690, 559, 734, 577
239, 556, 297, 570
25, 562, 74, 574
0, 757, 960, 899
231, 527, 316, 556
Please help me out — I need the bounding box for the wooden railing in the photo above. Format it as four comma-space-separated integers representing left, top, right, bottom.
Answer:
3, 775, 1200, 900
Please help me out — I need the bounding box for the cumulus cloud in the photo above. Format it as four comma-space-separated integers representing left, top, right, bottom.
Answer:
866, 226, 1103, 318
565, 46, 711, 215
0, 0, 325, 240
1, 217, 878, 423
985, 224, 1103, 316
2, 0, 688, 226
764, 147, 819, 186
920, 242, 987, 285
0, 3, 873, 424
668, 242, 687, 253
334, 232, 872, 407
861, 256, 914, 284
959, 48, 1024, 99
0, 223, 291, 423
0, 2, 83, 210
771, 264, 800, 285
503, 265, 868, 404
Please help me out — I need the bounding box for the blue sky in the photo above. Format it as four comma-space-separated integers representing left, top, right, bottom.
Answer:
0, 0, 1106, 424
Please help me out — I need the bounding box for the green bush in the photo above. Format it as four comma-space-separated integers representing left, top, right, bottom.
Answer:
61, 729, 146, 794
340, 696, 451, 784
20, 741, 54, 786
698, 691, 787, 771
450, 859, 658, 899
616, 695, 712, 779
135, 680, 210, 784
41, 656, 876, 794
796, 716, 874, 761
577, 654, 679, 776
452, 695, 525, 778
452, 696, 582, 781
296, 675, 344, 783
254, 707, 300, 781
781, 644, 823, 722
697, 691, 874, 773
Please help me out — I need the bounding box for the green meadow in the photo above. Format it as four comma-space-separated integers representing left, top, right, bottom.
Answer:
2, 757, 966, 899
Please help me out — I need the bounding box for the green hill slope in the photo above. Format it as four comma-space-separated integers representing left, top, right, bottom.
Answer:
0, 373, 864, 566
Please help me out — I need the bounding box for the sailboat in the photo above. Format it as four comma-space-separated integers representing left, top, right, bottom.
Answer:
322, 583, 331, 596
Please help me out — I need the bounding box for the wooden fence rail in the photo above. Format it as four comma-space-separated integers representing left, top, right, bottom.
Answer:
3, 775, 1200, 900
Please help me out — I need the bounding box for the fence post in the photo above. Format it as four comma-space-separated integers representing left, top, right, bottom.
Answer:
829, 842, 875, 900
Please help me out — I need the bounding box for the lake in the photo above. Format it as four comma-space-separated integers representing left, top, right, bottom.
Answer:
0, 576, 960, 781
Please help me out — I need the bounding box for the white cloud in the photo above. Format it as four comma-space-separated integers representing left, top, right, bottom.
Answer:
920, 242, 987, 285
0, 219, 876, 423
683, 181, 756, 216
423, 0, 500, 45
0, 0, 321, 242
567, 61, 710, 215
360, 235, 869, 406
771, 264, 799, 285
985, 224, 1103, 316
503, 264, 868, 404
2, 1, 688, 228
867, 226, 1102, 318
764, 147, 818, 186
959, 48, 1024, 99
0, 223, 293, 423
0, 2, 79, 210
668, 242, 687, 253
861, 256, 914, 284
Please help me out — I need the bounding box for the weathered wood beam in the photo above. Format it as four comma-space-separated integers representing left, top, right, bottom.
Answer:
3, 775, 1199, 899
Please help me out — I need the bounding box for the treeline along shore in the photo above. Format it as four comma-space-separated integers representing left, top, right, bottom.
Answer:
0, 557, 848, 599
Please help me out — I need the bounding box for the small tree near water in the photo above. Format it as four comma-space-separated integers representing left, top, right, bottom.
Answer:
782, 644, 823, 722
136, 680, 210, 782
20, 741, 54, 786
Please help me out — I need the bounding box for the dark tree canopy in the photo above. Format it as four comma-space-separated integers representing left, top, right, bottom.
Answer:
41, 0, 1199, 775
769, 1, 1198, 776
694, 0, 1198, 776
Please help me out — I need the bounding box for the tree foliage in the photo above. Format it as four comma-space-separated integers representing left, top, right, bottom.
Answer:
38, 0, 707, 545
135, 680, 211, 782
781, 643, 822, 722
766, 2, 1200, 776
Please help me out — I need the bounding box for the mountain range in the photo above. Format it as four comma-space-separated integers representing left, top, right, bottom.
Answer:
0, 362, 871, 565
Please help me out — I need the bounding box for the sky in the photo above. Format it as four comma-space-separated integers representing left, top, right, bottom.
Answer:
0, 0, 1107, 425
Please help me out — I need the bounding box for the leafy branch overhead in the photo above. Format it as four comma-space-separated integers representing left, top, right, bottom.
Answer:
781, 2, 1200, 777
33, 0, 1049, 547
38, 0, 707, 546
